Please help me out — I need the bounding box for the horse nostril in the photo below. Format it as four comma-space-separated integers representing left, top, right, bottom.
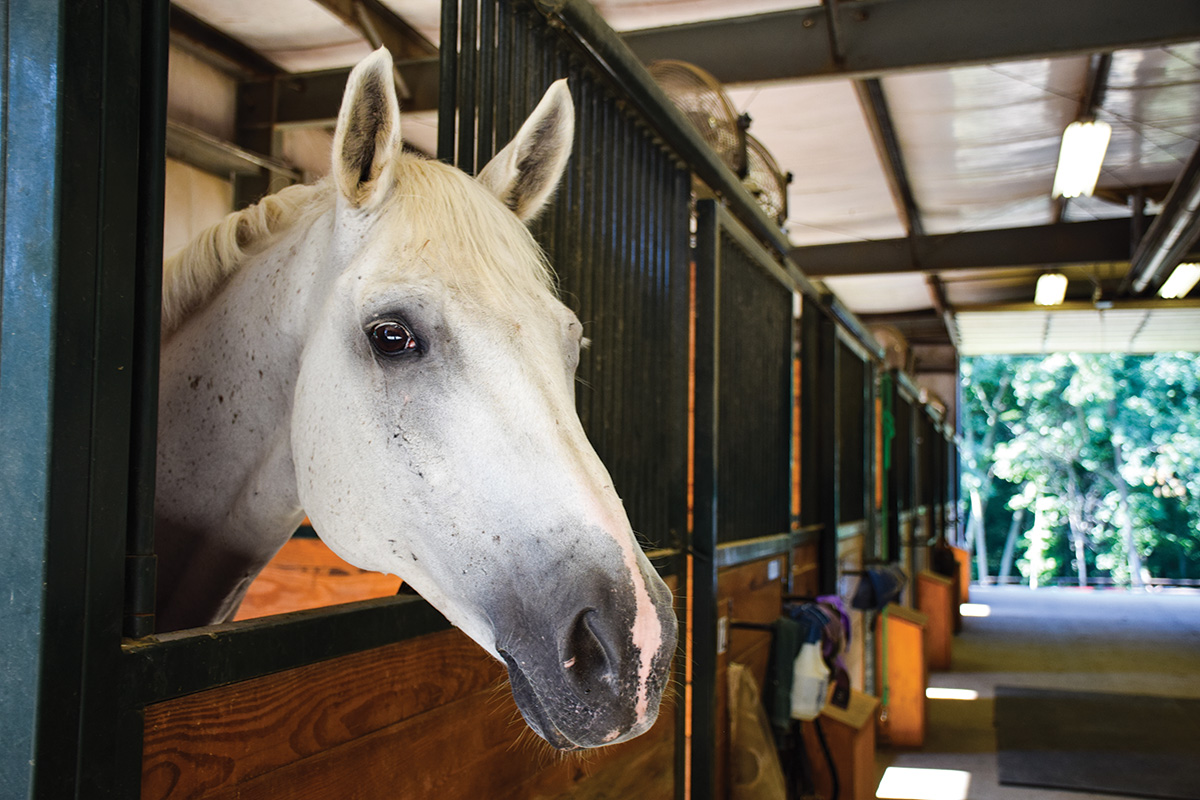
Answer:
563, 608, 616, 694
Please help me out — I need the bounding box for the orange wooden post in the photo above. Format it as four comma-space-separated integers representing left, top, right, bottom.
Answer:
874, 603, 928, 747
917, 570, 954, 671
951, 546, 970, 604
801, 690, 880, 800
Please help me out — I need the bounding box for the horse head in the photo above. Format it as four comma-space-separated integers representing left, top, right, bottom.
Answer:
289, 49, 677, 750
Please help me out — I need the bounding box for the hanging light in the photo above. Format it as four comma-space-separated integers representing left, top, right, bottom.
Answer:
1158, 262, 1200, 299
1052, 120, 1112, 199
1035, 273, 1068, 305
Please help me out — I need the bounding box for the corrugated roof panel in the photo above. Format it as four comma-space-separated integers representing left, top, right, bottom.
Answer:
822, 274, 932, 315
591, 0, 819, 32
176, 0, 372, 71
1099, 44, 1200, 191
958, 307, 1200, 355
957, 311, 1049, 354
1132, 308, 1200, 352
725, 80, 906, 246
883, 58, 1089, 236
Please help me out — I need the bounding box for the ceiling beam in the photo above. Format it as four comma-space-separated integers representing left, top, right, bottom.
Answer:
250, 59, 441, 128
855, 78, 923, 238
310, 0, 436, 61
793, 217, 1191, 277
620, 0, 1200, 85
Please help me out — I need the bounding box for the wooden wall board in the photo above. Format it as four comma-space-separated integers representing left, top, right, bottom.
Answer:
714, 555, 786, 799
146, 576, 683, 800
234, 537, 402, 621
951, 546, 970, 605
791, 543, 819, 598
801, 689, 880, 800
917, 571, 954, 671
718, 556, 786, 692
142, 628, 501, 798
174, 669, 675, 800
873, 604, 927, 748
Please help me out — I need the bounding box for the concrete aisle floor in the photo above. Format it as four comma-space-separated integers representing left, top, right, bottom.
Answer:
874, 585, 1200, 800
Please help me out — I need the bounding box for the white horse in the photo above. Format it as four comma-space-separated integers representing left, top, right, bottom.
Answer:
154, 48, 676, 750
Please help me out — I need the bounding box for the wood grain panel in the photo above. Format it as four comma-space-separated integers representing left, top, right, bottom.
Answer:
146, 578, 682, 800
191, 676, 675, 800
234, 537, 402, 620
142, 629, 500, 799
874, 604, 927, 748
716, 557, 785, 800
791, 543, 819, 598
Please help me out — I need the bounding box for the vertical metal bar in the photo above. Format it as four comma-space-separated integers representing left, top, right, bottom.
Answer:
494, 0, 513, 146
817, 312, 839, 594
690, 199, 721, 800
127, 0, 170, 641
476, 0, 496, 166
457, 0, 476, 172
437, 0, 458, 162
669, 161, 692, 800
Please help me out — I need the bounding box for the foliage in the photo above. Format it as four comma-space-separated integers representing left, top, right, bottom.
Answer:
959, 353, 1200, 586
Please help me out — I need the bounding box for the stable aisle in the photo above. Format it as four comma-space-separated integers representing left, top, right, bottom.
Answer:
874, 585, 1200, 800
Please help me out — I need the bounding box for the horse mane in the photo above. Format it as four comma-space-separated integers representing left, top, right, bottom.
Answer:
161, 181, 330, 335
161, 154, 557, 335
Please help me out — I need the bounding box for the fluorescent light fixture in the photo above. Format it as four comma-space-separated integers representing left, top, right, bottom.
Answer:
877, 767, 972, 800
926, 687, 980, 700
1159, 262, 1200, 299
1052, 120, 1112, 199
960, 603, 992, 617
1034, 273, 1068, 305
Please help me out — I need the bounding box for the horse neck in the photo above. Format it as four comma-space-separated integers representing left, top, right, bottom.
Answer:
155, 207, 337, 625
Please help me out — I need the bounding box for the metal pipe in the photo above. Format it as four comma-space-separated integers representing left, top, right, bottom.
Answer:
1126, 140, 1200, 295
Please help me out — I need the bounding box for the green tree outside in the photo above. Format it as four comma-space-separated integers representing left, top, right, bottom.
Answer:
959, 353, 1200, 586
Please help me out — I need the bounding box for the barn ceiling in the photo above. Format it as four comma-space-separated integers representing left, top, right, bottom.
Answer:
170, 0, 1200, 386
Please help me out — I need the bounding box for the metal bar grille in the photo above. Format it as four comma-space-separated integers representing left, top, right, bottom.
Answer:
714, 225, 793, 544
440, 0, 691, 553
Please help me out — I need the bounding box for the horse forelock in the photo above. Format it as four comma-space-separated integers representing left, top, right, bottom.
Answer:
379, 156, 558, 311
161, 153, 558, 336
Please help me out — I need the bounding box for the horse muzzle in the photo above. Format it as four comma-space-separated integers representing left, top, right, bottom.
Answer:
495, 571, 678, 750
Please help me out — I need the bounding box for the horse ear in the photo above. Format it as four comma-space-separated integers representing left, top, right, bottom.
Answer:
332, 48, 402, 209
477, 79, 574, 222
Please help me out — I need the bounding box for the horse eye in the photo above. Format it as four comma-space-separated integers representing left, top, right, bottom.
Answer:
368, 321, 420, 357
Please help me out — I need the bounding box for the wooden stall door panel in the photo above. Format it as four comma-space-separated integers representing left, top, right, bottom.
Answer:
917, 570, 954, 671
716, 557, 785, 800
791, 543, 819, 598
195, 679, 675, 800
718, 556, 786, 688
142, 629, 500, 799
